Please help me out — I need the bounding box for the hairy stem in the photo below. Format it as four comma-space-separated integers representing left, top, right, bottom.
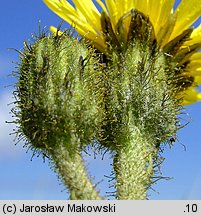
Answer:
50, 144, 102, 200
114, 126, 157, 200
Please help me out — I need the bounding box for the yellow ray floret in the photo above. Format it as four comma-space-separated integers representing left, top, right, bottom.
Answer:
43, 0, 201, 105
43, 0, 201, 50
179, 87, 201, 105
169, 0, 201, 41
44, 0, 106, 52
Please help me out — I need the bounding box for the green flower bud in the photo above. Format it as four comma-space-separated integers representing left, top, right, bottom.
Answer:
15, 32, 102, 154
13, 19, 180, 199
97, 10, 180, 151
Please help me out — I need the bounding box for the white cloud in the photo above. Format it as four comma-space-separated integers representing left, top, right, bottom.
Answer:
0, 91, 24, 159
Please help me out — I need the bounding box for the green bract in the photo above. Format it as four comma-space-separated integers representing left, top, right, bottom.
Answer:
16, 33, 103, 154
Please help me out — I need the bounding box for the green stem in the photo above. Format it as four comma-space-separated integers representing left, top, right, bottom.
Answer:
114, 126, 157, 200
49, 144, 102, 200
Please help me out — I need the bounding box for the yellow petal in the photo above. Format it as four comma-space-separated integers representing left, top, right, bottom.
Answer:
183, 62, 201, 82
184, 24, 201, 47
114, 0, 134, 18
194, 76, 201, 85
72, 0, 102, 32
187, 55, 201, 77
43, 0, 75, 22
124, 0, 135, 12
179, 87, 201, 105
115, 0, 125, 19
150, 0, 174, 36
50, 26, 63, 36
105, 0, 117, 27
44, 0, 106, 51
95, 0, 108, 14
43, 0, 81, 28
188, 61, 201, 71
133, 0, 149, 15
169, 0, 201, 41
190, 52, 201, 61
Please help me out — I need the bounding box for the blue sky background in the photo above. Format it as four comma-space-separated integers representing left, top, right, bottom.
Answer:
0, 0, 201, 200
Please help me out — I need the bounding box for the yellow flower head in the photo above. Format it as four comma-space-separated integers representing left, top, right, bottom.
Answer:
43, 0, 201, 105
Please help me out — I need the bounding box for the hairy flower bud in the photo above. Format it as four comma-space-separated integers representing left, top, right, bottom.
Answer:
15, 33, 102, 154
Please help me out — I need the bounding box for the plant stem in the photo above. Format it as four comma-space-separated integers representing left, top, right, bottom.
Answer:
50, 144, 102, 200
114, 125, 157, 200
